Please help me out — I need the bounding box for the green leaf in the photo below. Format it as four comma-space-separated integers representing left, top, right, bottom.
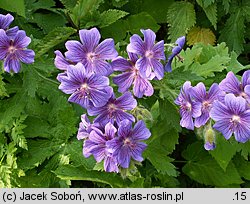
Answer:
101, 12, 160, 42
158, 99, 181, 132
167, 1, 196, 42
70, 0, 104, 27
218, 8, 245, 55
18, 139, 62, 170
144, 139, 177, 177
99, 9, 129, 28
64, 139, 96, 170
182, 142, 243, 186
227, 51, 246, 74
22, 66, 39, 98
34, 27, 76, 58
0, 73, 8, 98
33, 12, 66, 34
191, 55, 230, 77
209, 135, 238, 171
0, 0, 26, 17
11, 115, 28, 150
174, 43, 230, 78
233, 155, 250, 180
55, 165, 130, 187
59, 0, 78, 8
140, 0, 174, 23
196, 0, 217, 29
0, 91, 26, 128
238, 141, 250, 160
222, 0, 231, 13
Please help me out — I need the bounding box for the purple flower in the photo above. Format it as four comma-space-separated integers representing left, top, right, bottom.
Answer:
58, 62, 112, 108
0, 29, 35, 73
107, 120, 151, 168
165, 36, 185, 72
210, 93, 250, 143
175, 81, 202, 130
191, 82, 222, 128
0, 13, 18, 38
54, 50, 76, 71
219, 71, 250, 99
204, 141, 216, 151
87, 91, 137, 126
83, 122, 119, 173
77, 114, 100, 140
65, 27, 118, 76
112, 52, 154, 98
127, 29, 165, 80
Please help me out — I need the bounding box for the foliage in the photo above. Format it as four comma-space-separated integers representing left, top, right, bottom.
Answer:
0, 0, 250, 188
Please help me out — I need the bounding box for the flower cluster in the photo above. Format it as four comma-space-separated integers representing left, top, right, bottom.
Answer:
0, 13, 35, 73
176, 71, 250, 150
55, 28, 179, 172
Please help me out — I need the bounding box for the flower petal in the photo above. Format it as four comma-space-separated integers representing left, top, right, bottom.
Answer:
219, 71, 241, 94
79, 28, 100, 52
65, 40, 85, 62
92, 59, 113, 76
130, 142, 147, 162
213, 120, 233, 140
113, 72, 134, 93
115, 92, 137, 110
89, 89, 110, 107
133, 75, 154, 98
127, 34, 145, 56
150, 58, 164, 80
68, 91, 90, 108
114, 111, 135, 125
13, 30, 31, 48
194, 111, 210, 128
89, 129, 106, 144
152, 40, 165, 60
208, 83, 221, 101
6, 26, 19, 39
54, 50, 71, 70
88, 75, 109, 89
105, 122, 117, 139
131, 120, 151, 141
104, 156, 119, 173
242, 70, 250, 88
141, 29, 156, 50
210, 100, 231, 121
4, 54, 20, 73
191, 82, 206, 102
117, 146, 131, 168
136, 57, 151, 78
180, 111, 194, 130
0, 14, 14, 29
95, 38, 118, 60
111, 56, 133, 72
224, 93, 246, 114
16, 49, 35, 64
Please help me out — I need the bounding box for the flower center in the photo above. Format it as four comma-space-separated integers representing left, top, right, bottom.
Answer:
145, 50, 154, 58
202, 101, 211, 110
87, 52, 96, 62
80, 83, 88, 90
108, 103, 117, 113
239, 92, 247, 99
231, 115, 241, 123
8, 46, 17, 54
184, 102, 192, 112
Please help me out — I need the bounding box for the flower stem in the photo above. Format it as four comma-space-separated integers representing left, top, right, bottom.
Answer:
34, 69, 60, 86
